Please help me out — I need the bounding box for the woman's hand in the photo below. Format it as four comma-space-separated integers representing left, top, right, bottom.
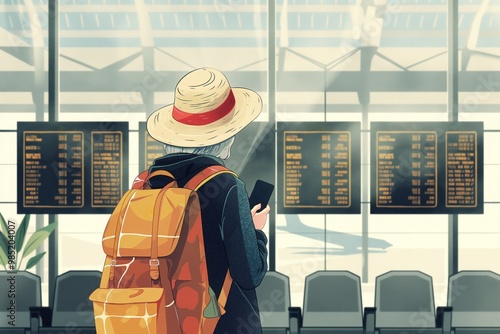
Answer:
251, 204, 270, 230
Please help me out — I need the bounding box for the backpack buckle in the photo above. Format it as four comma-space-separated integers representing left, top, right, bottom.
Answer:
109, 259, 117, 281
149, 259, 160, 280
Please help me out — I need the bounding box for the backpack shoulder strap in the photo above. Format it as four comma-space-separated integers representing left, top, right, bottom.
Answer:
184, 165, 237, 191
184, 165, 237, 311
132, 170, 149, 189
132, 170, 176, 190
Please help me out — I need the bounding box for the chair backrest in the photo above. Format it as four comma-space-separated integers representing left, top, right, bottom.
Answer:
448, 271, 500, 328
0, 271, 42, 328
302, 271, 363, 328
51, 270, 101, 327
256, 271, 291, 328
375, 271, 436, 328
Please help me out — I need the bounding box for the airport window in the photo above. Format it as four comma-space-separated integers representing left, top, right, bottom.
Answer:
1, 0, 500, 313
458, 0, 500, 275
0, 0, 50, 302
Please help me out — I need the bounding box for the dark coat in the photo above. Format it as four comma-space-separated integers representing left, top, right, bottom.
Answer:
149, 153, 268, 334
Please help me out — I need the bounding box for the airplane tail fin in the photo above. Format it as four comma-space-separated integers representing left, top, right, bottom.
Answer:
283, 214, 306, 230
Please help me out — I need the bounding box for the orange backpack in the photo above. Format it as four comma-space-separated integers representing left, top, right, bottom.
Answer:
90, 165, 235, 334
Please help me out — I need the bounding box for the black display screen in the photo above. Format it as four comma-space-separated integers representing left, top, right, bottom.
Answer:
138, 121, 165, 172
225, 122, 276, 196
138, 121, 275, 199
17, 122, 129, 214
277, 122, 361, 214
370, 122, 483, 214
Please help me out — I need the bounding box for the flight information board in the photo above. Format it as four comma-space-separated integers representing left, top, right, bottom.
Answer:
17, 122, 129, 214
370, 122, 483, 214
139, 122, 164, 171
225, 122, 275, 196
277, 122, 361, 214
139, 121, 275, 194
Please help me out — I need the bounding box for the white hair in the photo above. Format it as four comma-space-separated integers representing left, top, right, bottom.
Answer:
163, 137, 235, 160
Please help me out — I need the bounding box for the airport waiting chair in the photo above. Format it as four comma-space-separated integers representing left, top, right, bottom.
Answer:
439, 270, 500, 334
298, 271, 364, 333
0, 271, 42, 334
30, 270, 101, 334
364, 271, 442, 334
256, 271, 296, 334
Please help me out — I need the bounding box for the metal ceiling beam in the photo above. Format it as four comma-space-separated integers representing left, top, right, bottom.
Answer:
1, 71, 499, 92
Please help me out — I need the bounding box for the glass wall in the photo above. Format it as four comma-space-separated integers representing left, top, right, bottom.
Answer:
275, 0, 449, 306
1, 0, 499, 311
55, 0, 270, 298
0, 0, 49, 302
458, 0, 500, 273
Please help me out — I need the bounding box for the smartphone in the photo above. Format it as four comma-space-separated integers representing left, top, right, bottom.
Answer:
249, 179, 274, 213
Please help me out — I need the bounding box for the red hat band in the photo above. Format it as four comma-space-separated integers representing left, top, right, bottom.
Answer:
172, 90, 236, 126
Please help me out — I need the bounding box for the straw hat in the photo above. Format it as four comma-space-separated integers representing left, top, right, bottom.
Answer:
147, 67, 262, 147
